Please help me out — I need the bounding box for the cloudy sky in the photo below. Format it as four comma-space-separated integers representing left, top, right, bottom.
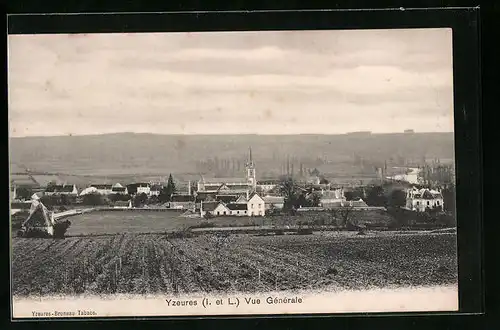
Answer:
8, 28, 453, 137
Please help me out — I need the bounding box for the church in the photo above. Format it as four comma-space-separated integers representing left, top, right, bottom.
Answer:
196, 148, 257, 200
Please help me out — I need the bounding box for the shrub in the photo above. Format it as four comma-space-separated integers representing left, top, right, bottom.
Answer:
53, 220, 71, 238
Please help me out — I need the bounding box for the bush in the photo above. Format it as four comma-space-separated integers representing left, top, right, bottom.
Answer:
53, 220, 71, 238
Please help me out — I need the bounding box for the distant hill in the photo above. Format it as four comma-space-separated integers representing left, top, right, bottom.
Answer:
9, 133, 455, 178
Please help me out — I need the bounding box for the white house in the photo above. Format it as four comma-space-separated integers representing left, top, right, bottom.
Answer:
213, 203, 231, 216
247, 193, 265, 216
149, 184, 162, 197
136, 183, 151, 195
405, 187, 444, 212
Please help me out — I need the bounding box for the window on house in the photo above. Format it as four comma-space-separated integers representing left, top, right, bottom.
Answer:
237, 211, 239, 214
416, 201, 419, 205
223, 211, 226, 215
427, 201, 430, 206
437, 201, 440, 205
251, 204, 254, 208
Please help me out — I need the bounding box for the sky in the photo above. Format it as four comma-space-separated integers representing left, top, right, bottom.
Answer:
8, 28, 454, 137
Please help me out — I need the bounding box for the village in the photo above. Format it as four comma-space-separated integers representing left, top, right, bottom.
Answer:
10, 147, 454, 228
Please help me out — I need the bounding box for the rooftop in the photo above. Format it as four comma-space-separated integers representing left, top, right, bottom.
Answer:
201, 201, 220, 212
227, 203, 248, 211
91, 184, 113, 189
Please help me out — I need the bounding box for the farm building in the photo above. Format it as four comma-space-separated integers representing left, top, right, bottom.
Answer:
405, 187, 444, 212
200, 193, 266, 217
262, 195, 285, 210
111, 183, 128, 195
44, 184, 79, 196
200, 201, 221, 217
170, 194, 195, 210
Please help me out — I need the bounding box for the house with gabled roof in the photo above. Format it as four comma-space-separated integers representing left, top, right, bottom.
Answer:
405, 187, 444, 212
200, 201, 223, 217
45, 184, 79, 196
111, 183, 128, 195
247, 193, 265, 216
234, 195, 248, 204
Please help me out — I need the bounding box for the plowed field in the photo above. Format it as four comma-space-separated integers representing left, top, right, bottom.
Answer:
11, 232, 457, 297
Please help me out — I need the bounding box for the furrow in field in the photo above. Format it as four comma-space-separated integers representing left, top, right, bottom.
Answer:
87, 235, 131, 295
164, 238, 207, 294
176, 236, 240, 293
151, 236, 173, 293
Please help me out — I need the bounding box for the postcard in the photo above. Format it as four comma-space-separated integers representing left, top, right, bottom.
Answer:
8, 28, 458, 319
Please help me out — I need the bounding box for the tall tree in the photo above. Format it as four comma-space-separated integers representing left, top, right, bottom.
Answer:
165, 174, 176, 201
278, 176, 299, 211
389, 189, 407, 208
365, 185, 387, 206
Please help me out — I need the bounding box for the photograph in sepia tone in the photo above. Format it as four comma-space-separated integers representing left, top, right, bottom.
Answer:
8, 28, 458, 316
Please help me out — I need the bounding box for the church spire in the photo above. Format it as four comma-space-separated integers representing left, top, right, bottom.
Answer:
249, 147, 253, 165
